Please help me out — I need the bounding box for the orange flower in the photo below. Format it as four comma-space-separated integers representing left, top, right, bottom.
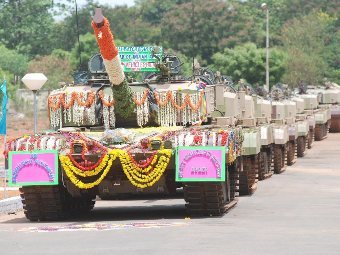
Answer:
134, 89, 149, 106
91, 18, 119, 61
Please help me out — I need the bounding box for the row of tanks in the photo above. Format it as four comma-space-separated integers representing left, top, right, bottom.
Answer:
5, 9, 340, 221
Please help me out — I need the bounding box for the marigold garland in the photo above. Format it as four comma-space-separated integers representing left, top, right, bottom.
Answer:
60, 154, 114, 189
91, 17, 119, 61
126, 150, 158, 169
134, 89, 149, 106
169, 92, 187, 110
154, 90, 204, 112
60, 149, 173, 190
98, 90, 115, 107
185, 91, 204, 112
119, 149, 172, 189
48, 91, 113, 112
60, 153, 115, 177
48, 89, 204, 118
153, 91, 171, 107
75, 92, 96, 107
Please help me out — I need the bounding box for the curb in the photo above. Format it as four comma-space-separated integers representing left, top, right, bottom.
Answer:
0, 196, 23, 214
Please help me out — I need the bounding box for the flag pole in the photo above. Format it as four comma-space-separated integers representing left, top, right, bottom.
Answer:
1, 79, 8, 199
3, 135, 7, 199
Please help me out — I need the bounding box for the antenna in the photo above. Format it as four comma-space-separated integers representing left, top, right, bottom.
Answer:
75, 0, 82, 69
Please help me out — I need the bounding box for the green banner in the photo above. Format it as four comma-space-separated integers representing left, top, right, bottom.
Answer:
118, 46, 162, 72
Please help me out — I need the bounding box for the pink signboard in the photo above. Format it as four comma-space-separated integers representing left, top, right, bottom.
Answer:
176, 146, 226, 182
8, 150, 59, 186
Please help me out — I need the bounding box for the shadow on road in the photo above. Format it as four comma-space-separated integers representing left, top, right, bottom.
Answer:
2, 199, 188, 224
89, 203, 187, 221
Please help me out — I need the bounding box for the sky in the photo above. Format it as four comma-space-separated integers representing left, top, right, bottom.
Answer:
76, 0, 135, 7
54, 0, 136, 21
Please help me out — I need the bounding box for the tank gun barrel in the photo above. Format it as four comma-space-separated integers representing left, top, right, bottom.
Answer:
91, 8, 134, 119
91, 8, 125, 86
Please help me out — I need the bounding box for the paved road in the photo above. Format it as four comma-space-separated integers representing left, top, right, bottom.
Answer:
0, 133, 340, 255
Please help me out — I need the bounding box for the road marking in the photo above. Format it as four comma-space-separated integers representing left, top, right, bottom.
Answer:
18, 222, 188, 232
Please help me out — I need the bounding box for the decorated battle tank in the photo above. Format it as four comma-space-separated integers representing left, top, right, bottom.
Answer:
5, 9, 245, 220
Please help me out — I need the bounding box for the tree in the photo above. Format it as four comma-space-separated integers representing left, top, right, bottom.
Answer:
161, 0, 256, 63
322, 15, 340, 84
0, 68, 20, 99
210, 43, 286, 86
0, 0, 59, 57
0, 44, 28, 99
70, 33, 131, 71
0, 44, 28, 75
135, 0, 191, 25
27, 51, 73, 90
281, 12, 333, 86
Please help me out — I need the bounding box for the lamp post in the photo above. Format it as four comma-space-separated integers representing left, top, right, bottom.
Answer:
261, 3, 269, 92
21, 73, 48, 134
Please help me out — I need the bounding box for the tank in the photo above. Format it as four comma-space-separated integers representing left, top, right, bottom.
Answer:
219, 82, 261, 196
297, 93, 318, 147
254, 93, 274, 181
292, 97, 310, 156
319, 81, 340, 132
299, 84, 331, 141
5, 9, 245, 220
270, 87, 289, 174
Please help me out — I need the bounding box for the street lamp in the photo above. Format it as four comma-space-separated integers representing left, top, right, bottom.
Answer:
21, 73, 48, 134
261, 3, 269, 92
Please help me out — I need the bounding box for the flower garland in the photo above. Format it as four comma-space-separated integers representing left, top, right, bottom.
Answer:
185, 92, 204, 112
69, 140, 88, 160
60, 153, 114, 177
134, 90, 150, 127
133, 89, 149, 106
98, 90, 115, 129
60, 153, 115, 189
48, 91, 97, 128
153, 90, 205, 112
48, 88, 204, 128
59, 149, 172, 190
98, 90, 115, 107
154, 91, 171, 107
119, 149, 172, 189
49, 91, 112, 112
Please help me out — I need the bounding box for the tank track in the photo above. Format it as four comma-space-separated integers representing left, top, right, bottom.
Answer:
297, 136, 306, 157
228, 161, 238, 200
315, 123, 328, 141
183, 161, 239, 216
238, 155, 258, 196
183, 182, 237, 216
258, 147, 273, 181
330, 116, 340, 133
20, 185, 95, 221
273, 144, 287, 174
287, 140, 297, 166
